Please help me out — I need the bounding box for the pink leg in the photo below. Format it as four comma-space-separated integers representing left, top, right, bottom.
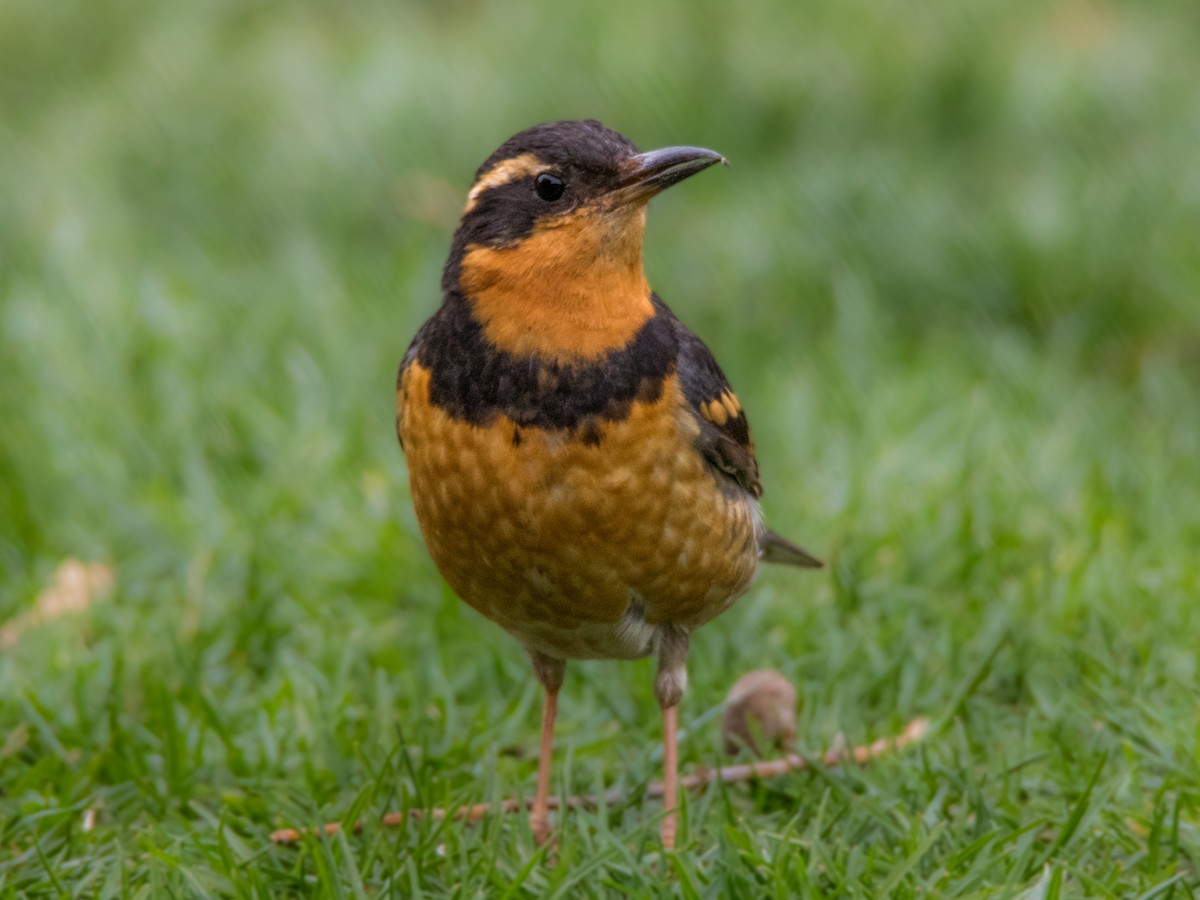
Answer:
654, 626, 689, 851
530, 686, 558, 846
661, 704, 679, 849
527, 651, 565, 846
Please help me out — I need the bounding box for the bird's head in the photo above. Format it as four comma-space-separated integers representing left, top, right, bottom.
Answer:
443, 120, 725, 362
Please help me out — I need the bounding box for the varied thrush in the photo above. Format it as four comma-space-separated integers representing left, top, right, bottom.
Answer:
396, 119, 821, 849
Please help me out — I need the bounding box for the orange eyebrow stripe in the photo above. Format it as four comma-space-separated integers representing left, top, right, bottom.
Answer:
464, 153, 543, 213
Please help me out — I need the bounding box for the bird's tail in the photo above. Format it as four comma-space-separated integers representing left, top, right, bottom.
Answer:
760, 529, 823, 569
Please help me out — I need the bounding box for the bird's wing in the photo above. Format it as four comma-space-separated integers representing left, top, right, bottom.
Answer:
395, 321, 429, 453
663, 301, 823, 569
664, 303, 763, 499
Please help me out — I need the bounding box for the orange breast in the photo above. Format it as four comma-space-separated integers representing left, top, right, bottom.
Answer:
398, 364, 760, 660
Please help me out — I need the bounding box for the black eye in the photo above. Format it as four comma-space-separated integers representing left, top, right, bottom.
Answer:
535, 172, 565, 202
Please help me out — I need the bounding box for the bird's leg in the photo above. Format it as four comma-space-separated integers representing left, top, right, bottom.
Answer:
653, 626, 689, 851
528, 650, 565, 847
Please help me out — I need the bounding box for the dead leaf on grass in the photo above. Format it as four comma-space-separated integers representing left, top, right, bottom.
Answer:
0, 559, 114, 648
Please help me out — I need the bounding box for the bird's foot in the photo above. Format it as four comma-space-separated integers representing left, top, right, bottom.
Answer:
660, 817, 676, 852
530, 812, 551, 848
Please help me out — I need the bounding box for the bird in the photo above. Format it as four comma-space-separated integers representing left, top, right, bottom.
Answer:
395, 119, 821, 850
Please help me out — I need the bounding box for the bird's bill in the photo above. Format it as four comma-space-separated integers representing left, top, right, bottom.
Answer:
610, 145, 727, 206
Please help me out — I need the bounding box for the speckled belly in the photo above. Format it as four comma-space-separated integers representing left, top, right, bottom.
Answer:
399, 364, 760, 660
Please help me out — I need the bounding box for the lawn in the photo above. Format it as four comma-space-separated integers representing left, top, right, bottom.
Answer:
2, 0, 1199, 895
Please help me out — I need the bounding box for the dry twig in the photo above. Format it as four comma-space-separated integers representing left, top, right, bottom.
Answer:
270, 716, 929, 844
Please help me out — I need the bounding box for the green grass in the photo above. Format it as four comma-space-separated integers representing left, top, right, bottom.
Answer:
3, 0, 1200, 895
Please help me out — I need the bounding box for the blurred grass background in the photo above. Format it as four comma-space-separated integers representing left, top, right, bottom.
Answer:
2, 0, 1199, 895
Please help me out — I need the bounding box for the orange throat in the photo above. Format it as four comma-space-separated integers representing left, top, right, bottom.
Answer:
458, 207, 654, 362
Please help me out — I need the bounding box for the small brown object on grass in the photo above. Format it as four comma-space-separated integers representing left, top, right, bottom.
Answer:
0, 559, 114, 648
721, 669, 797, 756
